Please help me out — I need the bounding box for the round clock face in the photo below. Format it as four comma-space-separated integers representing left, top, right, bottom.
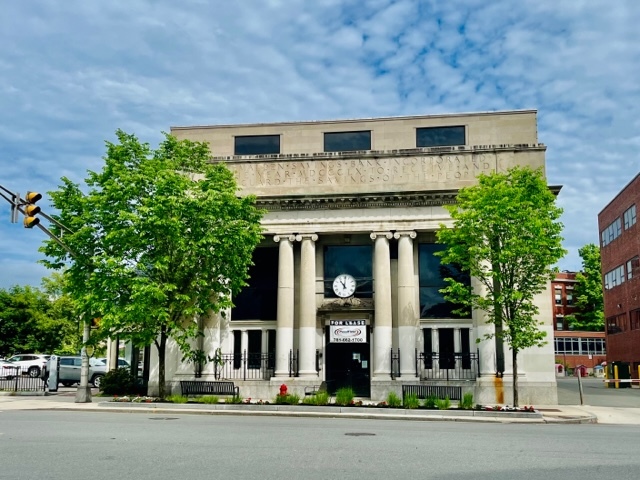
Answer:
333, 274, 357, 298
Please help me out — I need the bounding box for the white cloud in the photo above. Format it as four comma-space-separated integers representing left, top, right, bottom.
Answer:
1, 0, 639, 287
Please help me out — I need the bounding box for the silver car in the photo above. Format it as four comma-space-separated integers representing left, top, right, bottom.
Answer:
56, 356, 106, 388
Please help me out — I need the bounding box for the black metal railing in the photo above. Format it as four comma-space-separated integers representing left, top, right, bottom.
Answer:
391, 348, 401, 379
415, 350, 479, 380
211, 351, 275, 381
0, 366, 47, 393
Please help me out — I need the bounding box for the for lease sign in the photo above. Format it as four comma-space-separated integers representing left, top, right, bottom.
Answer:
329, 320, 367, 343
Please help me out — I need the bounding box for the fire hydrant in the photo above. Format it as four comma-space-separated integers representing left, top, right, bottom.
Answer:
279, 384, 288, 396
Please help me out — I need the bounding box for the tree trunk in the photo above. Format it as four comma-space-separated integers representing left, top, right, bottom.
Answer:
157, 329, 167, 398
512, 348, 518, 407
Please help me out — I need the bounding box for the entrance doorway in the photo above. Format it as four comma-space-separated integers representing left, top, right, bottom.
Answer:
324, 327, 370, 397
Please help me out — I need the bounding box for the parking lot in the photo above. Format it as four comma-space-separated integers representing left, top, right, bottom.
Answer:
557, 375, 639, 407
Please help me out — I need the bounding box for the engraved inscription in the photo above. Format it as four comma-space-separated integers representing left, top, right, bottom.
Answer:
231, 154, 494, 189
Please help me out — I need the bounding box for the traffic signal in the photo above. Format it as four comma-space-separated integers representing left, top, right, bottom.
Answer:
23, 191, 42, 228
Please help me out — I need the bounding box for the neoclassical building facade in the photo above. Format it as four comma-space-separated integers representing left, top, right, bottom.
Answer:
150, 110, 558, 404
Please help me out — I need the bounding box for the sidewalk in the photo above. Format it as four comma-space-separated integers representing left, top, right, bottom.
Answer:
3, 394, 637, 424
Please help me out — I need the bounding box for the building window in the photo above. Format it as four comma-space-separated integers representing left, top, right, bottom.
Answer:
416, 126, 465, 147
232, 247, 278, 320
604, 265, 625, 290
601, 218, 622, 246
556, 316, 563, 330
626, 256, 639, 280
324, 131, 371, 152
323, 245, 373, 298
566, 294, 573, 306
607, 314, 627, 334
554, 337, 606, 355
623, 204, 636, 229
234, 135, 280, 155
631, 309, 640, 330
555, 292, 562, 305
418, 244, 470, 319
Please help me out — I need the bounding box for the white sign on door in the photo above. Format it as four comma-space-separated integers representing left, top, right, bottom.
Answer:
329, 320, 367, 343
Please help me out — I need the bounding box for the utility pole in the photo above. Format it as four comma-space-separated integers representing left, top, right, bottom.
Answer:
1, 183, 93, 403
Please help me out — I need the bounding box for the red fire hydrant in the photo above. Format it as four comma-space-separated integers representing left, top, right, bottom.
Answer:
279, 384, 288, 396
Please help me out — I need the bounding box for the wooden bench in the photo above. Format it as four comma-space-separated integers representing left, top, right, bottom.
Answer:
402, 384, 462, 401
180, 380, 239, 399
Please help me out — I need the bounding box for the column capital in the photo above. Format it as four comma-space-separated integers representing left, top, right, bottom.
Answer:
393, 231, 417, 240
295, 233, 318, 242
274, 234, 296, 243
370, 231, 393, 240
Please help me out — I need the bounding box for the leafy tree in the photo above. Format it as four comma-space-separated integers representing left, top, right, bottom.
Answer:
436, 166, 565, 406
565, 244, 604, 332
40, 131, 263, 397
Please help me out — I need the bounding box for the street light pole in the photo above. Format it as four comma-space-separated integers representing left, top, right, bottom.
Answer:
75, 317, 92, 403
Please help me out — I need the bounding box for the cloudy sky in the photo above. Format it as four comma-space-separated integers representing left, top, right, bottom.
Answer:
1, 0, 639, 289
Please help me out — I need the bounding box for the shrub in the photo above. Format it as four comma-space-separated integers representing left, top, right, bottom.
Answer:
459, 392, 474, 410
166, 394, 188, 404
435, 397, 451, 410
387, 391, 402, 408
225, 395, 243, 404
303, 391, 330, 406
423, 395, 438, 409
335, 387, 355, 406
194, 395, 219, 404
403, 393, 420, 409
99, 368, 136, 396
275, 393, 300, 405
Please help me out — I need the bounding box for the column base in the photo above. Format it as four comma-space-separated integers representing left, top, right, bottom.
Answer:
74, 385, 92, 403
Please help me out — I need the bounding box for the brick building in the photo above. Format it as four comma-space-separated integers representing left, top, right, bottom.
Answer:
598, 173, 640, 379
552, 272, 606, 373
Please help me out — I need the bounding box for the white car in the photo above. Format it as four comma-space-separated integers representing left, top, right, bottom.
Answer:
94, 357, 131, 369
5, 354, 50, 378
0, 359, 19, 379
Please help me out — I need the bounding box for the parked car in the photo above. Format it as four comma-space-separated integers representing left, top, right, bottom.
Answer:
94, 357, 131, 369
0, 359, 19, 379
56, 356, 106, 388
5, 354, 50, 378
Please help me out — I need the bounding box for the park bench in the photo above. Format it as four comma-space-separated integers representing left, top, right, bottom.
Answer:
402, 384, 462, 401
180, 380, 239, 399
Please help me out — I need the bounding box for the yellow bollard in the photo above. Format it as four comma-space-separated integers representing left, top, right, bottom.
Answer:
614, 364, 619, 389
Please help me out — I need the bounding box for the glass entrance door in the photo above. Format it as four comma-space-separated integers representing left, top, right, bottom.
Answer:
324, 327, 370, 397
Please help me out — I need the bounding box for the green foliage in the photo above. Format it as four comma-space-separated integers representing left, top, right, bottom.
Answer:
435, 397, 451, 410
167, 394, 189, 404
386, 391, 402, 408
225, 395, 243, 404
423, 395, 438, 408
39, 131, 264, 397
275, 393, 300, 405
437, 166, 566, 405
99, 368, 137, 395
403, 393, 420, 409
0, 276, 81, 357
565, 244, 604, 332
459, 392, 474, 410
194, 395, 219, 404
335, 387, 355, 406
302, 391, 330, 405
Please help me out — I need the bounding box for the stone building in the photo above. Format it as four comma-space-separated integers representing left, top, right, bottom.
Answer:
149, 110, 558, 404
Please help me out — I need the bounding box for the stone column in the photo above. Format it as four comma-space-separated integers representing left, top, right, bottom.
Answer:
274, 235, 296, 377
370, 232, 393, 378
472, 275, 496, 377
241, 329, 249, 360
394, 231, 418, 377
296, 233, 319, 377
454, 327, 461, 369
432, 328, 439, 357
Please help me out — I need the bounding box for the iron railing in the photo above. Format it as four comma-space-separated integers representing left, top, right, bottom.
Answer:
0, 366, 47, 393
415, 350, 479, 380
391, 348, 401, 379
208, 352, 275, 381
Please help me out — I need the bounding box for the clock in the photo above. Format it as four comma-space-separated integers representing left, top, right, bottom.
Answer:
333, 274, 357, 298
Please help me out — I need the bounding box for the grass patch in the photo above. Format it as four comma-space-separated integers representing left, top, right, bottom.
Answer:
335, 387, 355, 406
403, 393, 420, 409
194, 395, 220, 404
423, 395, 438, 409
166, 394, 188, 404
302, 391, 330, 406
386, 391, 402, 408
225, 396, 243, 404
459, 392, 474, 410
435, 397, 451, 410
275, 393, 301, 405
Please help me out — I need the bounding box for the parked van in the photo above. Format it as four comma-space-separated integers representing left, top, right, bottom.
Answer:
56, 356, 106, 388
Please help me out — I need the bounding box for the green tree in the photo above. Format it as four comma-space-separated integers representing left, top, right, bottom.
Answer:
565, 244, 604, 332
40, 130, 264, 397
436, 166, 566, 406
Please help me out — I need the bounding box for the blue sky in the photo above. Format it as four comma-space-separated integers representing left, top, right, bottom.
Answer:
1, 0, 639, 289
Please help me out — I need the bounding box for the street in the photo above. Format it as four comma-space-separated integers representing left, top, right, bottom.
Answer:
0, 410, 638, 480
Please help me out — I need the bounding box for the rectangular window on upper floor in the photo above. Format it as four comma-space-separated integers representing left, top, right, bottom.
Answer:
604, 264, 625, 290
626, 256, 639, 280
323, 131, 371, 152
623, 204, 636, 229
416, 126, 465, 147
234, 135, 281, 155
600, 217, 622, 247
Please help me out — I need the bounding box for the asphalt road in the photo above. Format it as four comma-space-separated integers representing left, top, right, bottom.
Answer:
556, 376, 639, 406
0, 411, 638, 480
